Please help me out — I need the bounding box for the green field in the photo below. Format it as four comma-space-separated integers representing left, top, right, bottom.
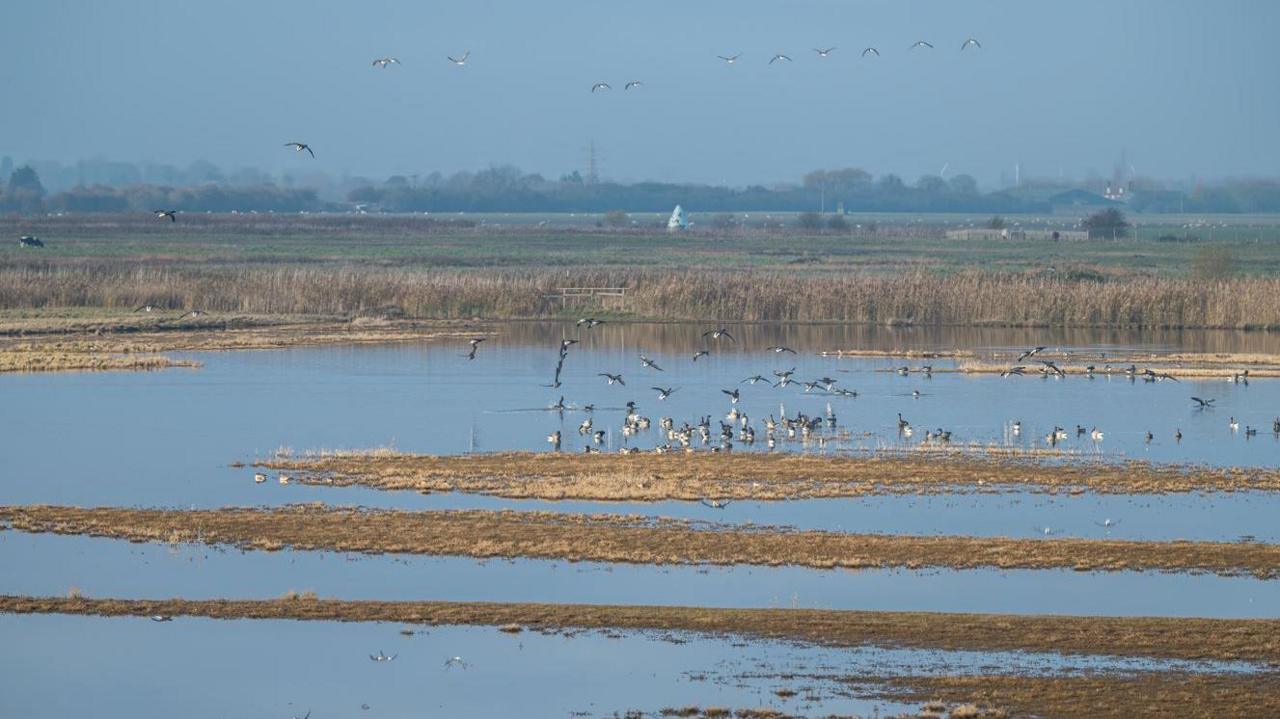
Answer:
4, 212, 1280, 277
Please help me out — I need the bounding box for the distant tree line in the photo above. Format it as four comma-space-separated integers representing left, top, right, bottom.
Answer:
6, 161, 1280, 215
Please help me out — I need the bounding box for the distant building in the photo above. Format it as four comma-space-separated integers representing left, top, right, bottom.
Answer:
667, 205, 688, 231
945, 228, 1087, 242
994, 187, 1118, 215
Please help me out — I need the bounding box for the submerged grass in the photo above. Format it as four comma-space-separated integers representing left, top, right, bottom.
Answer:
871, 673, 1280, 719
3, 504, 1278, 578
3, 594, 1279, 663
258, 451, 1280, 500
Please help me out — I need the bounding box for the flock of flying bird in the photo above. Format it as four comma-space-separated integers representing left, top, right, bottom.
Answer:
462, 326, 1279, 457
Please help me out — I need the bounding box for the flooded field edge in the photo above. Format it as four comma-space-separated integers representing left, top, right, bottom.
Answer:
3, 504, 1278, 578
5, 595, 1279, 664
257, 450, 1280, 500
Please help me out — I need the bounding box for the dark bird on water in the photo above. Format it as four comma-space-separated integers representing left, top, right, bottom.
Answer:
18, 236, 44, 247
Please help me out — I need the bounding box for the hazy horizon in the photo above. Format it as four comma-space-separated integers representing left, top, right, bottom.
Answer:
3, 1, 1277, 187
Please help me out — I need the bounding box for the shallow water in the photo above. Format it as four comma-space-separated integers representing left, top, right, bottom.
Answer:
3, 533, 1276, 618
0, 322, 1277, 514
3, 612, 1259, 719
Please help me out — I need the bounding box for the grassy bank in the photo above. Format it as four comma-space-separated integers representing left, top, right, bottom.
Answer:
4, 504, 1277, 577
5, 264, 1280, 329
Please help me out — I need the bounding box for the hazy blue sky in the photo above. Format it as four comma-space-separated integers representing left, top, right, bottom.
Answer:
2, 0, 1277, 186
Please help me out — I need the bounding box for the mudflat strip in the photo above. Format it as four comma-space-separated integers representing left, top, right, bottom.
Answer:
3, 595, 1279, 664
0, 315, 486, 373
3, 505, 1277, 578
258, 451, 1280, 500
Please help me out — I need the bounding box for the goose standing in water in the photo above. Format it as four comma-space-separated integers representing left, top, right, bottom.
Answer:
547, 430, 561, 450
1229, 417, 1239, 432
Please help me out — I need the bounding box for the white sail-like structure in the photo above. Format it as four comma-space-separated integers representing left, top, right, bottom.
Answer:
667, 204, 688, 231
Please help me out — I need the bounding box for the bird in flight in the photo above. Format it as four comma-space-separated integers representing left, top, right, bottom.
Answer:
961, 38, 982, 51
640, 355, 664, 371
1016, 346, 1046, 362
284, 142, 314, 158
700, 499, 731, 509
1000, 366, 1026, 377
444, 656, 469, 670
448, 51, 470, 66
598, 373, 625, 385
465, 337, 485, 360
910, 40, 934, 50
652, 386, 677, 400
703, 328, 735, 342
576, 317, 605, 328
692, 350, 710, 362
722, 388, 740, 404
769, 54, 792, 64
372, 57, 400, 68
134, 304, 159, 313
150, 615, 173, 622
177, 309, 205, 320
813, 47, 836, 57
861, 47, 880, 57
766, 345, 797, 354
624, 80, 643, 90
717, 53, 741, 64
741, 375, 769, 385
1191, 396, 1216, 408
591, 82, 612, 93
153, 209, 177, 222
369, 650, 397, 662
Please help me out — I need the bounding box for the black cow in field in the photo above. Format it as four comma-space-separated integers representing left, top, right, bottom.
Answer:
19, 236, 44, 248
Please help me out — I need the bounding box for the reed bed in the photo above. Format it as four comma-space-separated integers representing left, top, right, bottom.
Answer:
4, 264, 1280, 328
4, 595, 1278, 663
4, 504, 1277, 578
